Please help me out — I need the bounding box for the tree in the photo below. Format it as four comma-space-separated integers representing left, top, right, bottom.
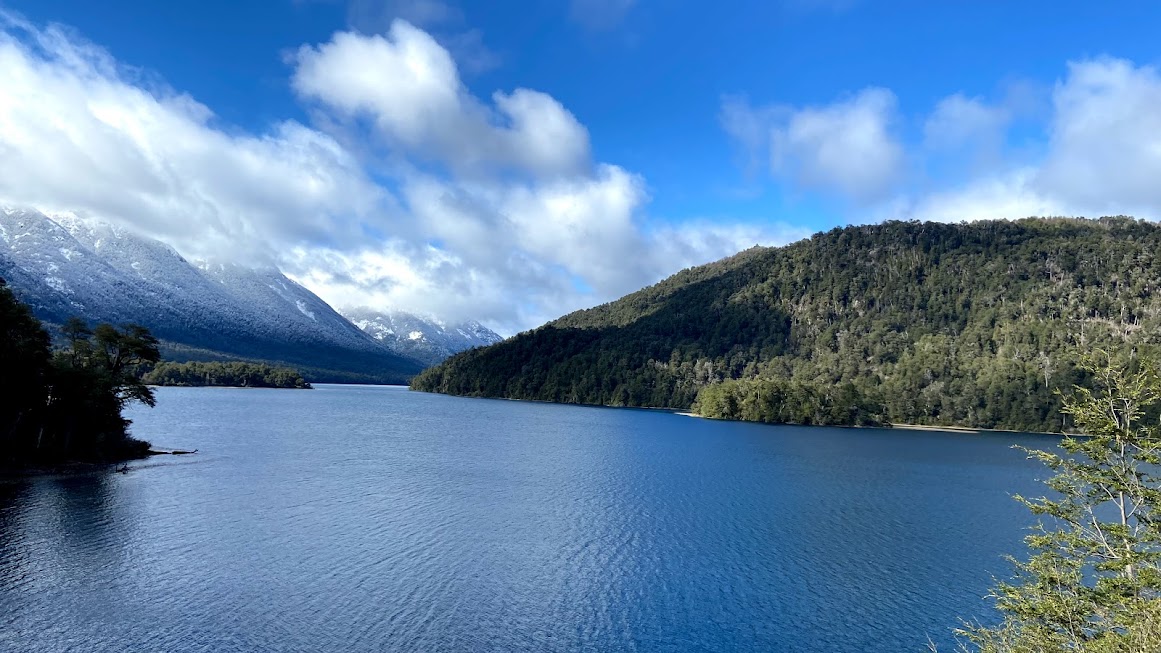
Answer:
1, 278, 159, 465
958, 351, 1161, 652
86, 322, 161, 409
140, 360, 311, 389
60, 316, 92, 366
40, 322, 161, 458
0, 279, 52, 450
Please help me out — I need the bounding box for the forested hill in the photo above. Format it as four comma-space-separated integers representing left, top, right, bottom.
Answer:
412, 217, 1161, 432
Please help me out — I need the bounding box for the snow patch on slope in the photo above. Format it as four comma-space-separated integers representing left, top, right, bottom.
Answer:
342, 307, 503, 366
296, 299, 317, 321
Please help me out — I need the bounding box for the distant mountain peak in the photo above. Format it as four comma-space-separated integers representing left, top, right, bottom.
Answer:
342, 306, 502, 366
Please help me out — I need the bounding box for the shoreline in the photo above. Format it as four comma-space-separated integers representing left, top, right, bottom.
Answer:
672, 410, 1063, 436
888, 423, 1060, 436
146, 384, 310, 390
419, 391, 1065, 436
0, 449, 197, 480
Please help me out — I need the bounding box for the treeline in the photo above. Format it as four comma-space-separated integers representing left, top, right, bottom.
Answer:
1, 279, 158, 465
414, 218, 1161, 431
693, 378, 885, 426
143, 361, 311, 389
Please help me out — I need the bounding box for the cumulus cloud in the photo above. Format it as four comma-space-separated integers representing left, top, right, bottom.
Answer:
723, 56, 1161, 226
292, 22, 591, 178
344, 0, 500, 74
0, 12, 801, 334
894, 57, 1161, 224
0, 13, 391, 261
722, 89, 904, 203
1035, 58, 1161, 214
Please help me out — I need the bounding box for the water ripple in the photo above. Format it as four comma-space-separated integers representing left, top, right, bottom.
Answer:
0, 386, 1048, 652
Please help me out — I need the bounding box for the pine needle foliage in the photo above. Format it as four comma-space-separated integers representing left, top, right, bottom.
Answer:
957, 351, 1161, 652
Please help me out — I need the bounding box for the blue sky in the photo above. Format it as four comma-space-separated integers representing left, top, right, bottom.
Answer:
2, 1, 1160, 331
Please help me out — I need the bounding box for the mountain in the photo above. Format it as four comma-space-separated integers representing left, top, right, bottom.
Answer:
342, 307, 502, 366
413, 217, 1161, 432
0, 208, 423, 383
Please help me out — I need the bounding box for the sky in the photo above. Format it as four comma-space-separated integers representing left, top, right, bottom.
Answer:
1, 1, 1160, 334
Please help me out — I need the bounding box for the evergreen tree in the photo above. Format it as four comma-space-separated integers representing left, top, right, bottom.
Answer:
958, 352, 1161, 652
1, 278, 160, 465
1, 279, 52, 451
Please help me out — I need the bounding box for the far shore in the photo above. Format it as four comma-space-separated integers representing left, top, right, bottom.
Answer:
145, 384, 310, 390
677, 410, 1062, 436
416, 391, 1066, 435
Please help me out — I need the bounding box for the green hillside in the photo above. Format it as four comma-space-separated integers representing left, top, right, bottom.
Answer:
412, 218, 1161, 432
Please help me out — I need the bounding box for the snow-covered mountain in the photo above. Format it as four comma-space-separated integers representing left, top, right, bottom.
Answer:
343, 307, 502, 366
0, 209, 423, 383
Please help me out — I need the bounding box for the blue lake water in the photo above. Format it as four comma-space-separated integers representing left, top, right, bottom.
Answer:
0, 384, 1052, 652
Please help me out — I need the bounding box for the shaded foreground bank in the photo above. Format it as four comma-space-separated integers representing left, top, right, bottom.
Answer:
1, 278, 158, 469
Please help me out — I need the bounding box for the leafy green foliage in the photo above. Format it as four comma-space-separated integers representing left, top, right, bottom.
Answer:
1, 278, 160, 465
957, 352, 1161, 652
414, 218, 1161, 430
143, 361, 311, 389
694, 378, 885, 426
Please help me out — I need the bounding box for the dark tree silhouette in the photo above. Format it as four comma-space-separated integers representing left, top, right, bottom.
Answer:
1, 278, 160, 466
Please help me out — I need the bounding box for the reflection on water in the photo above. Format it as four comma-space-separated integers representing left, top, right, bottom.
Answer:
0, 385, 1050, 652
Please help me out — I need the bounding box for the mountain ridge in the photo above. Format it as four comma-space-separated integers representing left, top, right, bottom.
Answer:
342, 306, 502, 366
0, 209, 424, 382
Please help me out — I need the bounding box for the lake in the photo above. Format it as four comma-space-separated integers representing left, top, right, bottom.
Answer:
0, 384, 1051, 652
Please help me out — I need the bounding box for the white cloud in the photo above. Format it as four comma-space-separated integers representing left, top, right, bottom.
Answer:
892, 170, 1065, 224
1034, 57, 1161, 214
491, 164, 648, 294
923, 94, 1009, 151
772, 88, 902, 202
721, 57, 1161, 226
292, 22, 590, 178
722, 89, 904, 203
344, 0, 500, 74
0, 13, 390, 262
886, 57, 1161, 224
0, 13, 800, 335
650, 221, 813, 271
282, 211, 806, 335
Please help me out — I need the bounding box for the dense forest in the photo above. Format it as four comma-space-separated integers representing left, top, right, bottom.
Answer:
413, 218, 1161, 432
143, 361, 311, 388
1, 279, 159, 466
